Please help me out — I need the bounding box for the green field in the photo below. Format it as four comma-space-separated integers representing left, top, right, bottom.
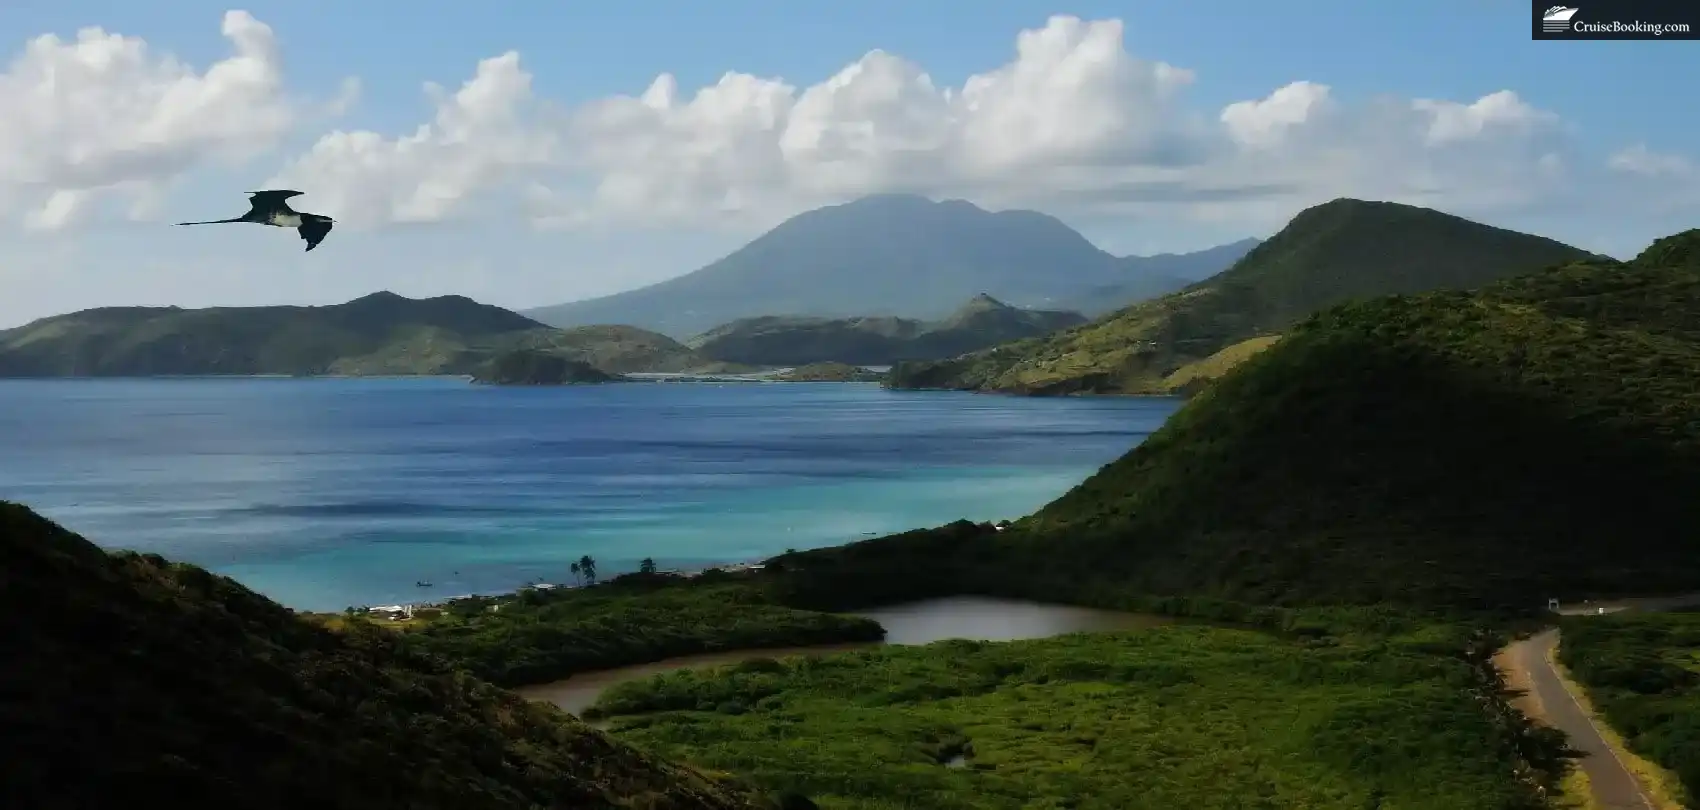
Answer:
398, 573, 885, 687
591, 620, 1567, 810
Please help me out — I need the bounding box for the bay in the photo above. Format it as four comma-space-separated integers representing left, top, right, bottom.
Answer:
0, 378, 1180, 611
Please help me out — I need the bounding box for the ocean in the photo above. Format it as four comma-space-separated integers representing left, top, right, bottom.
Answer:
0, 378, 1180, 611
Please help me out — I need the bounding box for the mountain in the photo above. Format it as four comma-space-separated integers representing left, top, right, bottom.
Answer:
784, 229, 1700, 612
525, 195, 1253, 337
886, 199, 1601, 395
0, 293, 712, 377
0, 500, 783, 809
1127, 237, 1267, 282
1039, 238, 1266, 314
689, 294, 1086, 366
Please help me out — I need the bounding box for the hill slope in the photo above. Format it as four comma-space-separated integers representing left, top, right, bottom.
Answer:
886, 199, 1599, 395
690, 294, 1086, 366
525, 195, 1254, 336
0, 501, 779, 809
1001, 230, 1700, 608
472, 350, 623, 385
0, 293, 710, 377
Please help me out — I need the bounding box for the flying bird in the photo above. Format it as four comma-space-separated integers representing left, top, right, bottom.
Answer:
175, 190, 335, 251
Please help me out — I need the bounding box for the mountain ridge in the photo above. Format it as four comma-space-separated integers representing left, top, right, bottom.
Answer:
885, 198, 1602, 396
690, 293, 1086, 366
526, 194, 1258, 336
0, 292, 716, 377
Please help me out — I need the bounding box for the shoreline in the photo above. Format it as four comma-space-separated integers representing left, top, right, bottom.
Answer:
346, 558, 778, 619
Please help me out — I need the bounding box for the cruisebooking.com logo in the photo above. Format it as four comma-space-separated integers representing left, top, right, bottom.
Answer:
1539, 5, 1694, 36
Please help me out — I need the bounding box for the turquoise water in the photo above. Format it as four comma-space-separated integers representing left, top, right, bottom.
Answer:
0, 378, 1180, 611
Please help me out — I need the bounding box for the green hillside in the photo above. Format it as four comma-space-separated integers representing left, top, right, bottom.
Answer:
0, 501, 783, 809
886, 199, 1599, 396
0, 292, 710, 377
782, 230, 1700, 613
691, 294, 1085, 366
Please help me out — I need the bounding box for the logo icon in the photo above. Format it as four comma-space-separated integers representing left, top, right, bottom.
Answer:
1542, 6, 1580, 32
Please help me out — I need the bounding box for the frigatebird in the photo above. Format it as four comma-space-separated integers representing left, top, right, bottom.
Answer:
175, 190, 335, 252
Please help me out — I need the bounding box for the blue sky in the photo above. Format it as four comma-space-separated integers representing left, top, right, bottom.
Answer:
0, 1, 1694, 326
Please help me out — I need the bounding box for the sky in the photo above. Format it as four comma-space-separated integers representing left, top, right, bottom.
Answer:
1, 1, 1695, 328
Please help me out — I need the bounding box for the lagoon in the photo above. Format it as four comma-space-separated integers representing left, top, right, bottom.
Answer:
0, 378, 1180, 611
518, 596, 1176, 716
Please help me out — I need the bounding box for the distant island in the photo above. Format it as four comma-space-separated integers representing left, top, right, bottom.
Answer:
0, 291, 725, 379
690, 294, 1085, 367
885, 198, 1603, 396
472, 350, 623, 385
524, 194, 1259, 337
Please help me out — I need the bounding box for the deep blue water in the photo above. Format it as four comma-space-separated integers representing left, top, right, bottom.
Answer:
0, 378, 1180, 611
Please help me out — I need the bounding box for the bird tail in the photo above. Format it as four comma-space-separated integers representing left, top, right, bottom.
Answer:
174, 217, 246, 226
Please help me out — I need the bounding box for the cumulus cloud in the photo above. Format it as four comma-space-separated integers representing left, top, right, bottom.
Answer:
533, 15, 1574, 231
0, 11, 303, 230
267, 52, 558, 227
6, 10, 1688, 237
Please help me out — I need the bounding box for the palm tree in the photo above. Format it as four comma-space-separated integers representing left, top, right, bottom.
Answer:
578, 555, 598, 586
569, 561, 582, 586
639, 557, 657, 574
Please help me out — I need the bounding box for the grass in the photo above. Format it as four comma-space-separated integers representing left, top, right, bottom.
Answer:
1160, 334, 1281, 394
1556, 613, 1700, 808
589, 619, 1567, 809
1553, 767, 1597, 810
398, 572, 886, 688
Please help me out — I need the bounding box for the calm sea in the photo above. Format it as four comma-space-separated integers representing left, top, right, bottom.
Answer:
0, 378, 1179, 611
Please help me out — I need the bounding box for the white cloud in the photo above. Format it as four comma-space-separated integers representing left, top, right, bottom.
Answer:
0, 11, 302, 230
266, 52, 558, 227
1608, 144, 1697, 179
3, 10, 1695, 243
403, 14, 1583, 232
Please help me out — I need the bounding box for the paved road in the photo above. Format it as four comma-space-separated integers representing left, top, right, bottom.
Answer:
1505, 629, 1655, 810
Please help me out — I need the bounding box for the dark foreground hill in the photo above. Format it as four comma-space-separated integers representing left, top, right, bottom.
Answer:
690, 294, 1085, 366
525, 194, 1255, 336
780, 230, 1700, 612
887, 199, 1599, 395
0, 292, 712, 377
0, 501, 782, 809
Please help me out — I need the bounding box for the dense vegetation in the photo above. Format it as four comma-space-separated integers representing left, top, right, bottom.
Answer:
402, 573, 886, 688
1558, 613, 1700, 805
589, 617, 1571, 809
690, 294, 1085, 367
0, 501, 787, 809
0, 291, 716, 377
771, 362, 885, 382
781, 230, 1700, 613
472, 349, 622, 385
886, 198, 1598, 395
526, 194, 1254, 335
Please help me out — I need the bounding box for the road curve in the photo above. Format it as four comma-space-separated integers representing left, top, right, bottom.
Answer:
1504, 629, 1655, 810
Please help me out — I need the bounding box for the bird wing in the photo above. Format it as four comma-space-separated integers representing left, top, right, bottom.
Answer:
297, 219, 333, 252
248, 190, 304, 203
